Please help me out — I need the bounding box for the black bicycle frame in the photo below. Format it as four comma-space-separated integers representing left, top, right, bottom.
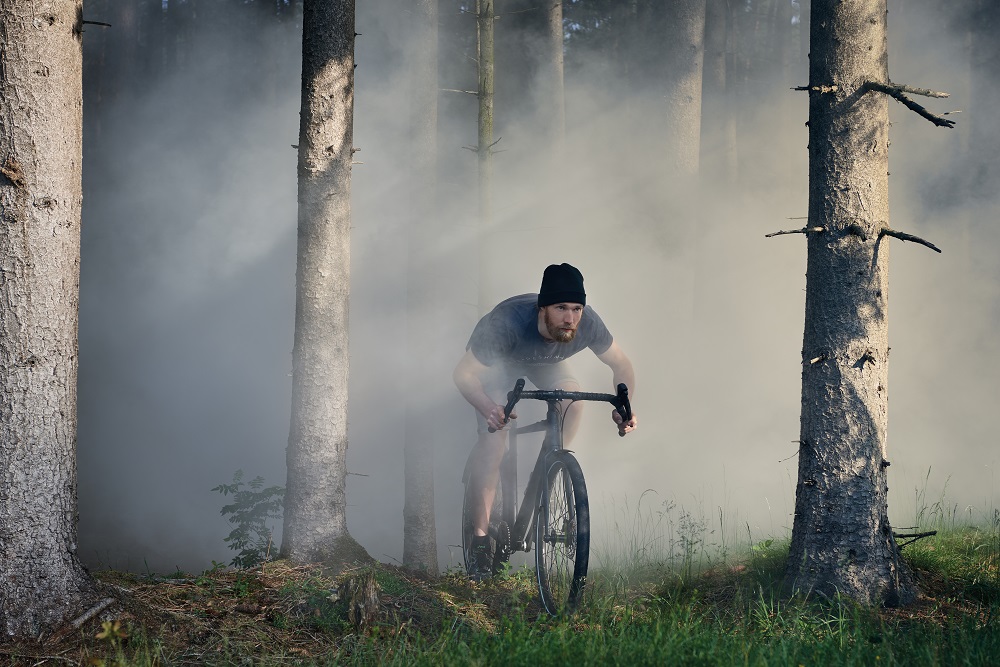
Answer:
495, 379, 631, 554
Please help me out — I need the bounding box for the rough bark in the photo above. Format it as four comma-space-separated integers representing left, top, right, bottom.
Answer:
0, 0, 103, 639
281, 0, 371, 566
784, 0, 917, 606
402, 0, 440, 574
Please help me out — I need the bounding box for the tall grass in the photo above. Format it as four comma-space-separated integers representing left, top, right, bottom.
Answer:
52, 483, 1000, 667
590, 490, 724, 587
335, 591, 1000, 667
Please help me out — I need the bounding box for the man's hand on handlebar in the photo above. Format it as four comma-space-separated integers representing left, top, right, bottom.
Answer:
485, 404, 517, 432
612, 410, 638, 436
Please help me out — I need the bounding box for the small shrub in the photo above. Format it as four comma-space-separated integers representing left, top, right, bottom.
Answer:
212, 470, 284, 569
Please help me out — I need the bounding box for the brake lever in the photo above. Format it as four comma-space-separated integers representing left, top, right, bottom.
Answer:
615, 383, 631, 437
488, 378, 526, 433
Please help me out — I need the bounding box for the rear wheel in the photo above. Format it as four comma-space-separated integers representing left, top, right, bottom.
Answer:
535, 453, 589, 614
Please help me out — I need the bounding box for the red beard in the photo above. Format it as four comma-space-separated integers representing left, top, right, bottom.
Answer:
544, 310, 577, 343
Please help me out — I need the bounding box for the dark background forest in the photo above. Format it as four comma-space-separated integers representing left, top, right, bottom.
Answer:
76, 0, 1000, 574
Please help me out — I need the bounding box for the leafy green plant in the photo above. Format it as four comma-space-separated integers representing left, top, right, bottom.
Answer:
212, 470, 284, 569
90, 619, 129, 666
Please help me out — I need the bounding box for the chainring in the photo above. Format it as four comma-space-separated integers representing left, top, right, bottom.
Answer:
492, 521, 512, 574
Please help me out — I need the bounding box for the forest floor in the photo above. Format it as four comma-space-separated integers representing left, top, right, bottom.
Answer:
3, 528, 1000, 666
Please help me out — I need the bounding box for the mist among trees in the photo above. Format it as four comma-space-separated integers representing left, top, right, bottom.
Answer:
1, 0, 998, 641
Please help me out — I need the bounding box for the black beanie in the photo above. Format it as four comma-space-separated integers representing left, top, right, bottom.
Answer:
537, 263, 586, 307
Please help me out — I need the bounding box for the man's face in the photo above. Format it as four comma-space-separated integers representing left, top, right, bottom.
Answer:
542, 303, 584, 343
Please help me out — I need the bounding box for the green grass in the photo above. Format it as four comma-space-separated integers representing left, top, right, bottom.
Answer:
23, 526, 1000, 667
7, 515, 1000, 666
329, 528, 1000, 667
333, 611, 1000, 667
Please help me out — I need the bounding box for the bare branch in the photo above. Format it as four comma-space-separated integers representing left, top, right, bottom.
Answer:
880, 228, 942, 253
498, 7, 541, 16
893, 530, 938, 548
70, 598, 115, 629
887, 81, 949, 98
792, 84, 839, 93
441, 88, 479, 96
765, 226, 825, 238
865, 81, 956, 128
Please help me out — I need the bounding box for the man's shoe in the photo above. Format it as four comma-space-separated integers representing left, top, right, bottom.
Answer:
469, 535, 493, 582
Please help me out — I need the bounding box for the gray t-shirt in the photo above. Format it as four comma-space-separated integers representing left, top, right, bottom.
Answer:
467, 293, 614, 367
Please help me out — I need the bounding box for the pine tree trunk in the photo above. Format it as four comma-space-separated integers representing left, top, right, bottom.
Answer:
967, 0, 1000, 200
403, 0, 440, 574
0, 0, 102, 638
661, 0, 707, 179
476, 0, 495, 312
784, 0, 917, 606
495, 0, 564, 148
701, 0, 737, 184
281, 0, 370, 566
541, 1, 565, 154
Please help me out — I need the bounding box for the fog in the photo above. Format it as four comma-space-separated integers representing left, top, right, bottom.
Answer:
76, 1, 999, 574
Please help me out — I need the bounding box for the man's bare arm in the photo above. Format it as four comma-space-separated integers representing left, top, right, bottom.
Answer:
597, 341, 636, 397
453, 350, 512, 430
597, 341, 638, 433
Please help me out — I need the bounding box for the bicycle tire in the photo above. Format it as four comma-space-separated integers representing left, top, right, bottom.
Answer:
462, 455, 504, 578
535, 452, 589, 614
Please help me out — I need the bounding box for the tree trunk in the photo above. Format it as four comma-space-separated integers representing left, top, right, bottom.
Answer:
701, 0, 737, 184
0, 0, 103, 639
661, 0, 707, 180
402, 0, 440, 574
495, 0, 564, 149
966, 0, 1000, 200
476, 0, 495, 312
784, 0, 917, 606
542, 1, 565, 155
281, 0, 370, 567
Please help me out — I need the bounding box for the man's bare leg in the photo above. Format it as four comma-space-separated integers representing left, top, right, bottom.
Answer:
468, 429, 507, 537
469, 380, 582, 538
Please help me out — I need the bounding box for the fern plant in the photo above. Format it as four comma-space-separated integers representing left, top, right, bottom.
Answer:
212, 470, 285, 569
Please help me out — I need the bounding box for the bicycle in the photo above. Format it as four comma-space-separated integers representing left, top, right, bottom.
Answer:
461, 377, 632, 614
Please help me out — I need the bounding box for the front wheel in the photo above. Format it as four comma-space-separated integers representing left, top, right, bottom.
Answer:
535, 453, 589, 614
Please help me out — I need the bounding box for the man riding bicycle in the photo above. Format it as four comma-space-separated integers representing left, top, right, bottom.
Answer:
453, 263, 638, 580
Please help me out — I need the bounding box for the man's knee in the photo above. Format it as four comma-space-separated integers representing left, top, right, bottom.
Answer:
553, 380, 582, 416
554, 378, 580, 392
472, 431, 507, 466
